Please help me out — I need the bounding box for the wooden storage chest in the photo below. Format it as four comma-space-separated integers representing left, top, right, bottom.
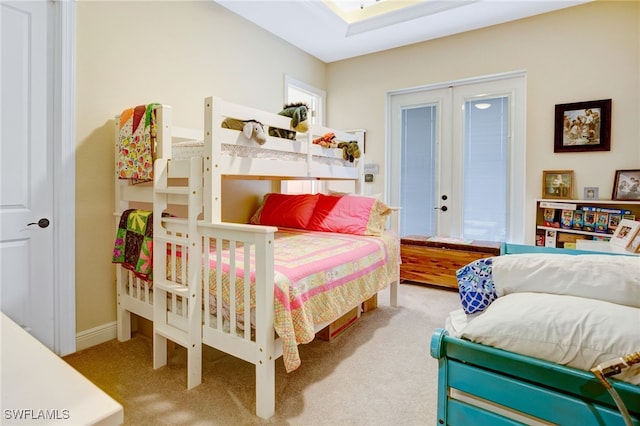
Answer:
400, 236, 501, 289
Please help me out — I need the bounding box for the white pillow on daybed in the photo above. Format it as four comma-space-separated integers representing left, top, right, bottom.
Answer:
452, 292, 640, 385
491, 253, 640, 308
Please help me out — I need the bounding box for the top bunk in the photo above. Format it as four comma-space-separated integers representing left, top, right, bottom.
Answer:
115, 98, 366, 209
115, 98, 367, 218
201, 96, 365, 182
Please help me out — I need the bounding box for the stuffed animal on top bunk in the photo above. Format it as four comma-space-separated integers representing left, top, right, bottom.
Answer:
222, 117, 266, 145
312, 132, 361, 163
338, 141, 361, 163
268, 102, 309, 140
313, 132, 338, 148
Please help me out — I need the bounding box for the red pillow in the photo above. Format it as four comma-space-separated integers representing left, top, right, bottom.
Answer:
250, 193, 320, 229
306, 194, 391, 235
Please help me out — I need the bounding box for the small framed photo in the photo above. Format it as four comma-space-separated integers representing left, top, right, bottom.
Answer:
583, 187, 599, 200
626, 231, 640, 254
610, 218, 640, 248
612, 169, 640, 200
542, 170, 574, 199
554, 99, 611, 153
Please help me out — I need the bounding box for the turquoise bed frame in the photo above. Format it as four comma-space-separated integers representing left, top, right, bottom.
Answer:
430, 243, 640, 425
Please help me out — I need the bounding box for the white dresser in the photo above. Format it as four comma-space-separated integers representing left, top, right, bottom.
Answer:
1, 313, 123, 425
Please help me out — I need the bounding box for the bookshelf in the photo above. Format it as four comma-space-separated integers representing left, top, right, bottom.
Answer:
535, 199, 640, 249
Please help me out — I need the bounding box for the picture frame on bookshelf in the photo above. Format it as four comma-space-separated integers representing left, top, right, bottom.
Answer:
626, 231, 640, 254
612, 169, 640, 200
554, 99, 611, 153
542, 170, 574, 199
583, 187, 598, 200
610, 218, 640, 248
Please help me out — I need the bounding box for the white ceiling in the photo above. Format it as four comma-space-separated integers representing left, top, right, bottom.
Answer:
214, 0, 590, 63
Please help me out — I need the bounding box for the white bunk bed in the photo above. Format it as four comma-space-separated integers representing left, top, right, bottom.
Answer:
113, 97, 400, 419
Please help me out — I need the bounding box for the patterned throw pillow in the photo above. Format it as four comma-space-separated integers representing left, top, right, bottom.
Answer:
456, 257, 498, 314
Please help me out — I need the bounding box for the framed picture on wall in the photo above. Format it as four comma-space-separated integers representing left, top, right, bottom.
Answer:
627, 230, 640, 253
554, 99, 611, 153
583, 187, 599, 200
542, 170, 574, 199
612, 169, 640, 200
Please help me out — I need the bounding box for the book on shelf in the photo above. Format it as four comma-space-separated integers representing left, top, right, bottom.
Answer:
544, 229, 557, 248
582, 210, 596, 232
535, 234, 545, 247
560, 210, 574, 229
595, 212, 609, 233
572, 210, 584, 230
542, 208, 560, 227
608, 213, 622, 232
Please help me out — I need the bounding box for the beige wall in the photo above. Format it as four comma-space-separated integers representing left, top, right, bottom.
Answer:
75, 0, 325, 332
326, 0, 640, 244
75, 0, 639, 336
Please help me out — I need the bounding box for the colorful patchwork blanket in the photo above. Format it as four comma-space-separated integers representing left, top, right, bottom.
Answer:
116, 104, 159, 182
112, 209, 154, 281
203, 228, 400, 372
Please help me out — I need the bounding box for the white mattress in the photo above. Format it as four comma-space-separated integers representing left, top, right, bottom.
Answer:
446, 292, 640, 385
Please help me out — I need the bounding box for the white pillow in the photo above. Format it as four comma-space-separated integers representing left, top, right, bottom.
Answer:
491, 253, 640, 308
458, 292, 640, 385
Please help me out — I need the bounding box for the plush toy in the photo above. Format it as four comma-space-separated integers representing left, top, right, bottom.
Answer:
222, 118, 266, 145
313, 132, 338, 148
268, 102, 309, 140
337, 141, 361, 163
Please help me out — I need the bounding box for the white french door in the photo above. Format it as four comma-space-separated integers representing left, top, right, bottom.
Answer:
388, 73, 526, 243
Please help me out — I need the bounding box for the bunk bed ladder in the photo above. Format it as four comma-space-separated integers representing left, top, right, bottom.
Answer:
152, 156, 204, 389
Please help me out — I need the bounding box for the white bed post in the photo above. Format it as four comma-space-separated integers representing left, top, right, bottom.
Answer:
155, 105, 172, 161
253, 232, 276, 419
389, 207, 401, 308
185, 156, 203, 389
114, 117, 132, 342
204, 96, 223, 222
354, 130, 366, 195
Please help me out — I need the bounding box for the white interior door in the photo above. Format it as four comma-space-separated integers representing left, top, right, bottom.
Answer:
1, 0, 55, 349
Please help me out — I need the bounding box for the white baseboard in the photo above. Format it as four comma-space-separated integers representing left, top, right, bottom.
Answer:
75, 321, 117, 351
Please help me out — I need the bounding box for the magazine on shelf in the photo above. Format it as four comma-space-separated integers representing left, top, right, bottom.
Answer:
595, 212, 609, 233
560, 210, 574, 229
542, 208, 560, 227
544, 229, 557, 248
572, 210, 584, 230
582, 209, 596, 232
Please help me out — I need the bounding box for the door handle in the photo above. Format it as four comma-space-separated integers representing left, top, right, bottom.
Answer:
434, 206, 448, 212
27, 218, 50, 228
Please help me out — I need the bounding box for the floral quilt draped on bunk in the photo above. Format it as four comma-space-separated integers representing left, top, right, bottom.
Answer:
116, 103, 159, 183
113, 209, 154, 281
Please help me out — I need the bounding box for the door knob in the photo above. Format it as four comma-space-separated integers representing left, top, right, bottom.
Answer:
27, 218, 50, 228
434, 206, 448, 212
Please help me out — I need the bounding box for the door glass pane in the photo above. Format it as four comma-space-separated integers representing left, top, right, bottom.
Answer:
462, 97, 508, 241
400, 105, 436, 236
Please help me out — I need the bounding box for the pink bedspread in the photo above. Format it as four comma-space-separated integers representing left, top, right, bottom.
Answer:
206, 228, 399, 372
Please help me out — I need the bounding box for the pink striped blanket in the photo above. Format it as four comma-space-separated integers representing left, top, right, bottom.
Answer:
203, 228, 399, 372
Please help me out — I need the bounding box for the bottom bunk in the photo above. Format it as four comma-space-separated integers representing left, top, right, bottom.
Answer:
114, 202, 400, 419
431, 244, 640, 425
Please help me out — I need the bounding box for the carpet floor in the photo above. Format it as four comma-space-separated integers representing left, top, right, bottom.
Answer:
63, 283, 460, 426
